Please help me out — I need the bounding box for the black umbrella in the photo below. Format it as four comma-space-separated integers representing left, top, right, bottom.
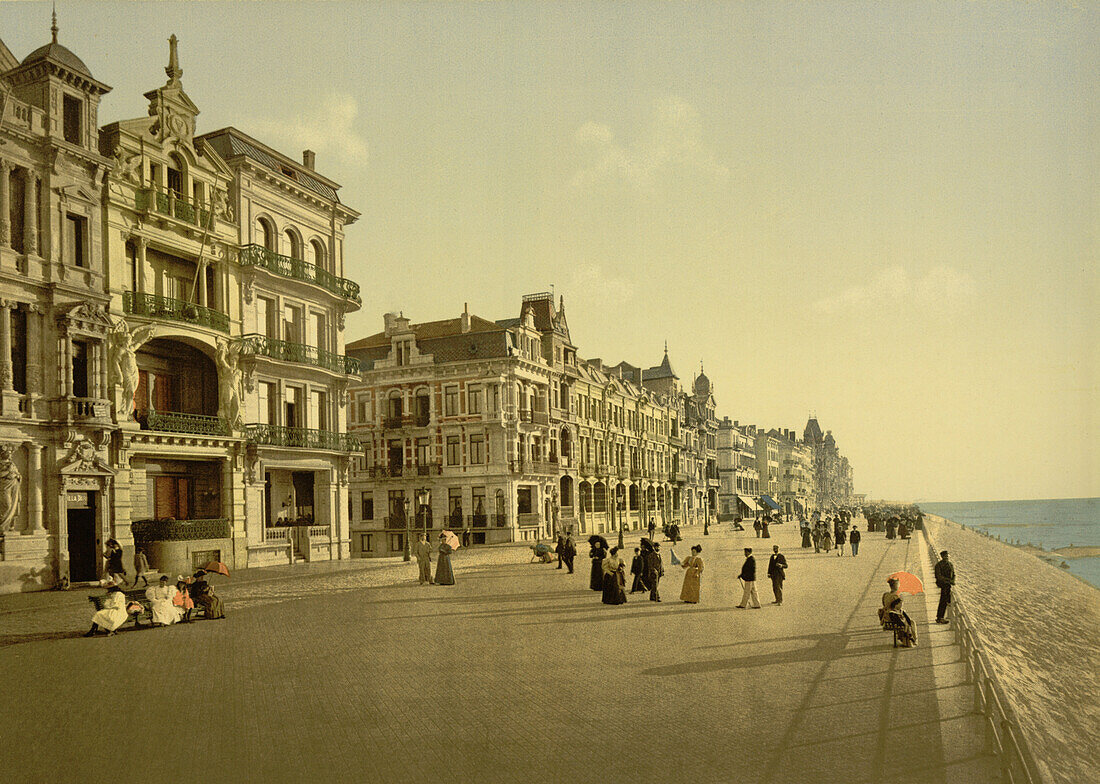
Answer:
588, 534, 609, 549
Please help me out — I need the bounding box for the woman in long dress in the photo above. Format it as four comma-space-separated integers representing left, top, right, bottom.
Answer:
190, 571, 226, 619
435, 534, 455, 585
145, 576, 182, 626
85, 585, 128, 636
881, 578, 917, 647
800, 522, 813, 549
679, 544, 704, 603
601, 547, 627, 605
589, 540, 608, 591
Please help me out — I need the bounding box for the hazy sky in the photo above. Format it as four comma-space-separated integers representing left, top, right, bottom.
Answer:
4, 2, 1096, 502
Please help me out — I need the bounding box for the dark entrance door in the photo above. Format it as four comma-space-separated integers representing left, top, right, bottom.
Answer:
67, 492, 97, 582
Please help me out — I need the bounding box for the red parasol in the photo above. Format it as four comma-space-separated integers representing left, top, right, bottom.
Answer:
203, 561, 231, 577
888, 571, 923, 595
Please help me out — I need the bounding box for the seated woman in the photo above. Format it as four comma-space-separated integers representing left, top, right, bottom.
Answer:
189, 570, 226, 619
880, 577, 917, 647
145, 575, 183, 626
84, 584, 128, 637
530, 541, 553, 563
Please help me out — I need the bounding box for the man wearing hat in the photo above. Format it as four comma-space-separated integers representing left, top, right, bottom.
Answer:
736, 547, 761, 609
933, 550, 955, 624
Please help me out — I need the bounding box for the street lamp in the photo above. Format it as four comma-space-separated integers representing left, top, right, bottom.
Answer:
417, 488, 431, 544
617, 486, 625, 550
402, 498, 411, 562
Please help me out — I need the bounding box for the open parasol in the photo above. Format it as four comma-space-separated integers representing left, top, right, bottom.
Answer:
203, 561, 230, 577
442, 530, 461, 550
888, 571, 924, 595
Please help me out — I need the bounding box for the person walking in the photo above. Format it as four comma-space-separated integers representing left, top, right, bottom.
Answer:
435, 533, 455, 586
589, 537, 609, 591
132, 547, 152, 587
555, 535, 565, 569
736, 547, 761, 609
767, 545, 788, 606
413, 533, 434, 585
934, 550, 954, 624
761, 517, 771, 539
563, 530, 576, 574
641, 539, 664, 602
629, 547, 646, 594
679, 544, 703, 603
800, 519, 812, 549
753, 518, 762, 538
849, 526, 861, 557
647, 519, 656, 542
104, 540, 127, 586
601, 547, 627, 605
835, 519, 846, 556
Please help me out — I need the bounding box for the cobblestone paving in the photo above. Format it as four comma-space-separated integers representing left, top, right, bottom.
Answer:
0, 522, 996, 784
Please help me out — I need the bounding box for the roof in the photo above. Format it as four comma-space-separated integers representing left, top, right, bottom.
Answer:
694, 371, 711, 394
199, 128, 341, 203
22, 41, 91, 77
345, 314, 502, 351
643, 350, 678, 380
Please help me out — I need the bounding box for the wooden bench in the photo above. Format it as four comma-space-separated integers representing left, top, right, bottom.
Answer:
88, 589, 204, 628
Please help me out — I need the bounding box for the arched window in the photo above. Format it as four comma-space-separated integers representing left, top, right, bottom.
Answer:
310, 239, 328, 271
284, 229, 302, 260
256, 217, 276, 251
167, 153, 186, 197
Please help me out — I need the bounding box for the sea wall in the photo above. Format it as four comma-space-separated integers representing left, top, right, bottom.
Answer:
924, 514, 1100, 784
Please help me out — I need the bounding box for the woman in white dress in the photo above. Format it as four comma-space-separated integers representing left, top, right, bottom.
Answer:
84, 585, 128, 637
145, 575, 182, 626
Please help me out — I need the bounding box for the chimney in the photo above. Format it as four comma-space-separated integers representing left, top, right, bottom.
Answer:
302, 150, 316, 170
383, 312, 398, 335
460, 302, 471, 333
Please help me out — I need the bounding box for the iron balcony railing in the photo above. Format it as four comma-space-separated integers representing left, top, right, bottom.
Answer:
368, 465, 404, 479
137, 188, 214, 229
123, 291, 230, 333
238, 333, 361, 375
131, 518, 230, 542
239, 244, 361, 307
492, 514, 507, 528
244, 423, 360, 451
140, 410, 229, 436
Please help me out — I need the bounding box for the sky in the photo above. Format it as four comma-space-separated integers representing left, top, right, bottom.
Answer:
3, 1, 1096, 502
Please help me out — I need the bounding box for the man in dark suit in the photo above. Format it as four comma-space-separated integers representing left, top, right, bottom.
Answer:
562, 530, 576, 573
736, 547, 761, 609
767, 545, 788, 605
642, 539, 664, 602
934, 550, 955, 623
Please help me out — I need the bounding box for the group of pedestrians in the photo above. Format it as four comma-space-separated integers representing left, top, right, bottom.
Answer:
597, 536, 701, 605
800, 515, 861, 556
412, 532, 456, 586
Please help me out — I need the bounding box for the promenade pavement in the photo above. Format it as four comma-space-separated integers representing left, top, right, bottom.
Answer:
0, 521, 997, 784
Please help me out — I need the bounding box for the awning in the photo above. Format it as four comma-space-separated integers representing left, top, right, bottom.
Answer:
737, 495, 759, 512
760, 494, 780, 511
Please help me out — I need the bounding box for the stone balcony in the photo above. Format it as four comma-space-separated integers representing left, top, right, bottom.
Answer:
239, 244, 361, 308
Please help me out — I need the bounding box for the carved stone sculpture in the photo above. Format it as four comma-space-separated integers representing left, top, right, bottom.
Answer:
215, 339, 245, 433
0, 444, 22, 532
108, 320, 156, 416
111, 146, 142, 185
211, 187, 234, 222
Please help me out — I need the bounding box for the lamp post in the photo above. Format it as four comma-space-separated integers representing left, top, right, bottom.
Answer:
402, 498, 410, 562
617, 486, 625, 550
417, 488, 431, 544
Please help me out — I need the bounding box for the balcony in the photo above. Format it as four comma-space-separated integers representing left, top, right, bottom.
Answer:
381, 413, 430, 429
416, 463, 442, 476
511, 460, 558, 475
368, 465, 404, 479
516, 513, 541, 527
131, 518, 230, 542
137, 188, 213, 229
123, 291, 230, 333
244, 423, 360, 451
140, 410, 229, 436
518, 409, 550, 426
239, 244, 361, 307
238, 334, 360, 375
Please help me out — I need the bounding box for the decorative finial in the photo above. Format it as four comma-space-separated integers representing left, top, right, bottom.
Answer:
165, 34, 183, 84
663, 340, 668, 356
51, 3, 58, 44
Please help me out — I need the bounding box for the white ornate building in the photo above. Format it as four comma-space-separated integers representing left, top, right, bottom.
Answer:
0, 28, 361, 593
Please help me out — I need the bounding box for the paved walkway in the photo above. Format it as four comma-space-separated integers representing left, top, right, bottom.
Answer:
0, 521, 996, 783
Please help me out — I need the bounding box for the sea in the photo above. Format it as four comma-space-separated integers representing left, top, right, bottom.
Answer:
920, 498, 1100, 590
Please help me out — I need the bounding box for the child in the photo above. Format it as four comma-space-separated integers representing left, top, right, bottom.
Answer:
133, 548, 152, 587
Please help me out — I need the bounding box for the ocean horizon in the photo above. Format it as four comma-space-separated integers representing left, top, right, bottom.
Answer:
920, 497, 1100, 589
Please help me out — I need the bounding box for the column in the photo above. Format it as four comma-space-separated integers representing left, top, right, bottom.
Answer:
0, 301, 12, 393
24, 304, 41, 398
197, 259, 208, 307
0, 160, 9, 247
135, 237, 147, 294
23, 169, 37, 256
27, 443, 43, 532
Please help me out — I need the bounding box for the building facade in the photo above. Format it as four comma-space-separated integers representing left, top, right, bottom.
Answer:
0, 30, 360, 593
345, 295, 713, 557
803, 416, 855, 510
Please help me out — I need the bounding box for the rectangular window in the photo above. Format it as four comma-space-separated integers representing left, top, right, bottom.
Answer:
63, 94, 82, 145
258, 382, 274, 425
416, 437, 430, 467
472, 487, 486, 517
517, 486, 533, 515
257, 297, 275, 338
284, 386, 300, 427
361, 534, 373, 552
469, 434, 485, 464
361, 494, 374, 521
448, 488, 463, 524
283, 304, 301, 343
65, 214, 86, 267
310, 390, 327, 430
154, 475, 191, 519
468, 386, 483, 414
389, 533, 405, 553
357, 397, 368, 424
488, 385, 499, 414
444, 386, 459, 416
446, 435, 461, 466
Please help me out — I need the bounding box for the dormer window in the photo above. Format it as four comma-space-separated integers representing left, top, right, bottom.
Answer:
63, 94, 82, 145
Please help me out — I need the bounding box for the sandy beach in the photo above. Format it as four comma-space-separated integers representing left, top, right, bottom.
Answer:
924, 514, 1100, 784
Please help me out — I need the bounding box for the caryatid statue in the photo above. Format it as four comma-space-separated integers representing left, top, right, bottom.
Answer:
108, 319, 157, 417
215, 339, 245, 433
0, 444, 22, 532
